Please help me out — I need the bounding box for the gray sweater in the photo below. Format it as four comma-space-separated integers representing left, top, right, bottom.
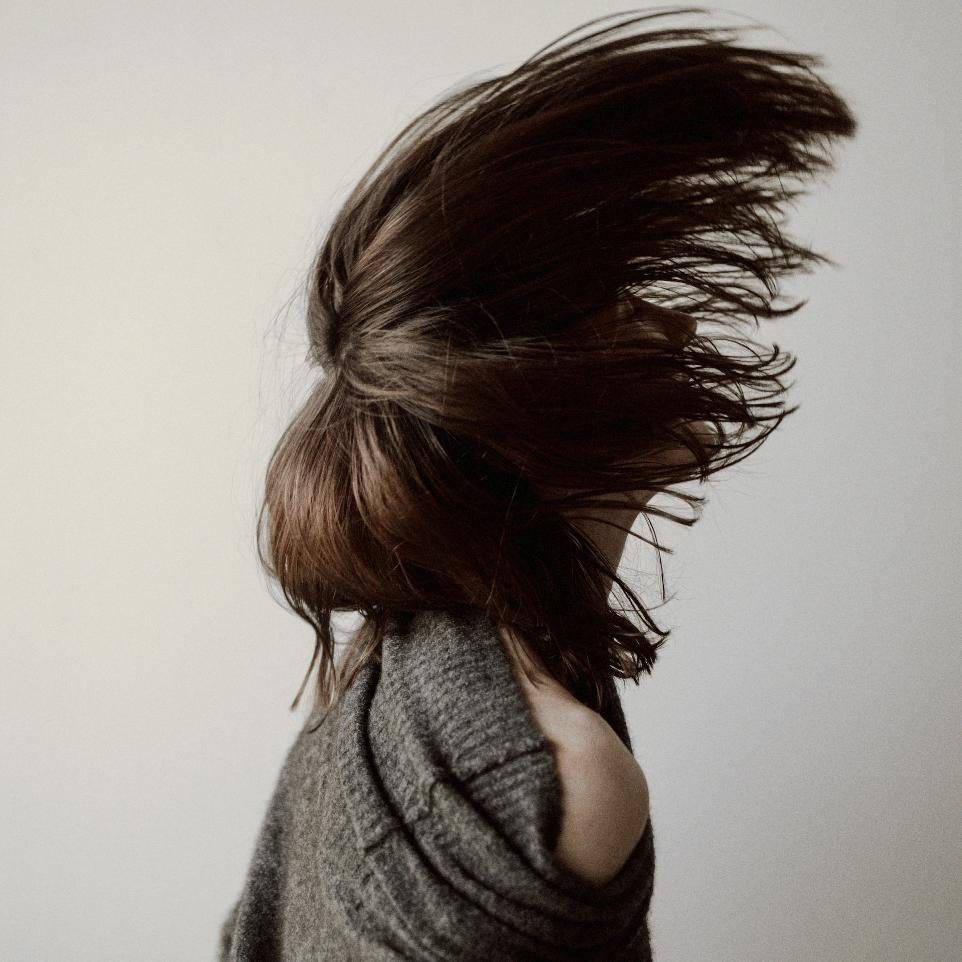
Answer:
218, 606, 655, 960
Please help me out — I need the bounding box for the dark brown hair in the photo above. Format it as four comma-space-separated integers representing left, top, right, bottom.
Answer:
256, 7, 857, 723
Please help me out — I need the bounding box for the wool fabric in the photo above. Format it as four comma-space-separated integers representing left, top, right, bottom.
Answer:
218, 605, 655, 960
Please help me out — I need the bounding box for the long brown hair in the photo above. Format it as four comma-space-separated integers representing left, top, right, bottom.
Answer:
256, 7, 857, 723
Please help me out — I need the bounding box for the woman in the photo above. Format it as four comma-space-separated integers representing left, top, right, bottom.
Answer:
219, 8, 856, 960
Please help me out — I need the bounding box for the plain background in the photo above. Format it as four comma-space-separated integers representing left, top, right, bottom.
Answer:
3, 2, 960, 960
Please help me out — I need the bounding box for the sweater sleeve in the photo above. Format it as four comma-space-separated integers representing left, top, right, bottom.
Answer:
353, 746, 655, 962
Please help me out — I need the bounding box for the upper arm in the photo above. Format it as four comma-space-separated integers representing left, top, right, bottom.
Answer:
550, 714, 650, 887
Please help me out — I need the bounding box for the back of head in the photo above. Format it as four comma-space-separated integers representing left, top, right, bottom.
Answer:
256, 7, 858, 719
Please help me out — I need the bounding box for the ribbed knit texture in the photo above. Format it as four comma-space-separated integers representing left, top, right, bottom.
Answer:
218, 606, 655, 960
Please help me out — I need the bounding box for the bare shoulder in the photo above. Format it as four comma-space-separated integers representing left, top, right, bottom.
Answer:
550, 708, 650, 887
496, 626, 650, 884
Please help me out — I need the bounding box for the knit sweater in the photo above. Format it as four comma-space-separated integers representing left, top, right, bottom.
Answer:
217, 606, 655, 961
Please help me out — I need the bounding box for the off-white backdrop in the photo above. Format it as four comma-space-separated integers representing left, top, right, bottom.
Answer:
3, 2, 960, 960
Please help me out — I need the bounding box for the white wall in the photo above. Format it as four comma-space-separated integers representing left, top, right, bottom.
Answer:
2, 2, 959, 960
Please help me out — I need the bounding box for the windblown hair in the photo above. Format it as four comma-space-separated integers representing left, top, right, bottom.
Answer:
257, 6, 857, 723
